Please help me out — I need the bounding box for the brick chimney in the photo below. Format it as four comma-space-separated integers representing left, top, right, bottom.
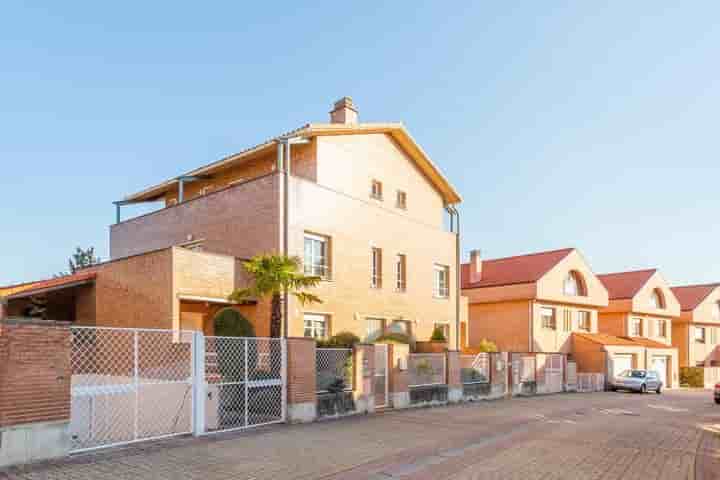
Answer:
329, 97, 358, 125
469, 250, 482, 284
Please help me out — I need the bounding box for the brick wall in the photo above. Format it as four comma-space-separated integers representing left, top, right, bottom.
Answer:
0, 320, 71, 428
110, 173, 281, 260
286, 337, 316, 405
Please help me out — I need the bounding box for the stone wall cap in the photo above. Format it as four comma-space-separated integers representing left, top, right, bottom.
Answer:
1, 318, 72, 327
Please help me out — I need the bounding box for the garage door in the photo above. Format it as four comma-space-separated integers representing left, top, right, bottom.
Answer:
613, 354, 633, 378
652, 356, 667, 386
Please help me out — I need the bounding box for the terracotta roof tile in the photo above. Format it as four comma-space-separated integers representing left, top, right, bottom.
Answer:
597, 269, 656, 300
461, 248, 574, 289
671, 284, 720, 312
620, 336, 673, 349
573, 332, 641, 347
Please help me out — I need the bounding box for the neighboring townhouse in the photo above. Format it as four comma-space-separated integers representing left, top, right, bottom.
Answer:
583, 269, 681, 387
4, 98, 462, 345
670, 283, 720, 368
461, 248, 609, 353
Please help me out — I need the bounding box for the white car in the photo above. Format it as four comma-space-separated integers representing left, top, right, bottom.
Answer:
611, 369, 662, 394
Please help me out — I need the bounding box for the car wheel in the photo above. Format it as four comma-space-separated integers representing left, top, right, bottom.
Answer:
715, 398, 720, 405
640, 384, 647, 394
656, 385, 662, 394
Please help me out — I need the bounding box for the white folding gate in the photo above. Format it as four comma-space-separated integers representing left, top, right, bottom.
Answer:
374, 344, 389, 408
69, 327, 286, 452
544, 354, 564, 393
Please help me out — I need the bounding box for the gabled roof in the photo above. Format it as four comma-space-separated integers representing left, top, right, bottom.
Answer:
0, 271, 97, 300
597, 269, 657, 300
461, 248, 574, 289
122, 122, 462, 205
671, 284, 720, 312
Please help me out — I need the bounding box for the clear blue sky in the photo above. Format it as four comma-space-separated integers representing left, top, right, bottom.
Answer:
1, 2, 718, 286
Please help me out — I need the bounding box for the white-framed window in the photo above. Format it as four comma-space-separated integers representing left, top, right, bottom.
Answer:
395, 254, 407, 292
631, 317, 642, 337
563, 271, 585, 296
366, 317, 385, 342
650, 289, 665, 309
541, 307, 556, 330
304, 313, 328, 339
695, 326, 706, 343
371, 247, 382, 288
396, 190, 407, 209
304, 233, 330, 279
577, 311, 591, 331
656, 319, 667, 338
199, 185, 214, 196
433, 264, 450, 298
370, 179, 383, 200
711, 327, 717, 344
563, 309, 572, 332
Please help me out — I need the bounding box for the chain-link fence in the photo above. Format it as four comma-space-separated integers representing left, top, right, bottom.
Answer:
460, 353, 490, 384
69, 327, 194, 452
316, 348, 353, 393
408, 353, 446, 387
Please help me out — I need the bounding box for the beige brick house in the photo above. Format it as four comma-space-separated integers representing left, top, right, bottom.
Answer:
670, 283, 720, 368
591, 269, 681, 387
1, 98, 463, 346
461, 248, 610, 353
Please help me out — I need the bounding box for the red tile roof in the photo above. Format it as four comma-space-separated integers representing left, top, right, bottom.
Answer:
573, 332, 671, 349
671, 284, 720, 312
461, 248, 574, 289
573, 332, 641, 347
596, 269, 656, 300
0, 271, 97, 299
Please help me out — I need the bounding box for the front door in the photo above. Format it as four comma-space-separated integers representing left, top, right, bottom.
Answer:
652, 356, 668, 387
374, 344, 389, 408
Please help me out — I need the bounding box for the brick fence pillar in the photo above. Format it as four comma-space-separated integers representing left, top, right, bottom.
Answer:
446, 350, 462, 403
286, 337, 317, 423
388, 343, 410, 408
0, 319, 72, 467
352, 344, 375, 414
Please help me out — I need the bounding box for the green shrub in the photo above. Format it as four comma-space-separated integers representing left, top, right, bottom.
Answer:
316, 331, 361, 348
213, 308, 255, 337
430, 326, 447, 342
376, 332, 411, 344
477, 338, 498, 353
680, 367, 704, 387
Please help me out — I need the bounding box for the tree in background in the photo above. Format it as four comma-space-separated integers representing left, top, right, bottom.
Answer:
228, 254, 322, 337
67, 247, 101, 274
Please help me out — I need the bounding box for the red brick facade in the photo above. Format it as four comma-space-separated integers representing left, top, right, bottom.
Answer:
0, 320, 71, 428
110, 173, 280, 260
286, 337, 316, 405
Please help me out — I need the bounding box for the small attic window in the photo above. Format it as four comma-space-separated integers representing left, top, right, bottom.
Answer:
650, 289, 665, 309
563, 271, 586, 296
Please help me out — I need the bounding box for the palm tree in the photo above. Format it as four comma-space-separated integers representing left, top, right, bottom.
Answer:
228, 254, 322, 337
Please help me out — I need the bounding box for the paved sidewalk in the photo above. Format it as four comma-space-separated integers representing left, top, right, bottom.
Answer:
2, 390, 718, 479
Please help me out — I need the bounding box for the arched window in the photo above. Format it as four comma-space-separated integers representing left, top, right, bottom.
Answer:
563, 271, 586, 296
649, 289, 665, 309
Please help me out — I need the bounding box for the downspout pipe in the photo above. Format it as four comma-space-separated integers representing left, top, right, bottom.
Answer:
446, 205, 461, 351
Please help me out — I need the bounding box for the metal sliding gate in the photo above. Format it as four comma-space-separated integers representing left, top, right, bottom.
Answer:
69, 327, 286, 453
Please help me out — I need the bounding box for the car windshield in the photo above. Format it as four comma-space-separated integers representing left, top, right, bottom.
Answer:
619, 370, 646, 378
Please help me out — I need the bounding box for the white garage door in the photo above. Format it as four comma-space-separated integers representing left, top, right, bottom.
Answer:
613, 354, 633, 377
652, 356, 667, 385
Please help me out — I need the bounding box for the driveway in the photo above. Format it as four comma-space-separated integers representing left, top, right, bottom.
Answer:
3, 390, 719, 479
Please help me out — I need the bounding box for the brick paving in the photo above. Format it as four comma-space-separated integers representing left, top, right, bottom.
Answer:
2, 390, 719, 479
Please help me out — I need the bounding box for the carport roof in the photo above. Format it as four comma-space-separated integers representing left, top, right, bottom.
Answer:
0, 271, 97, 300
573, 332, 641, 346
